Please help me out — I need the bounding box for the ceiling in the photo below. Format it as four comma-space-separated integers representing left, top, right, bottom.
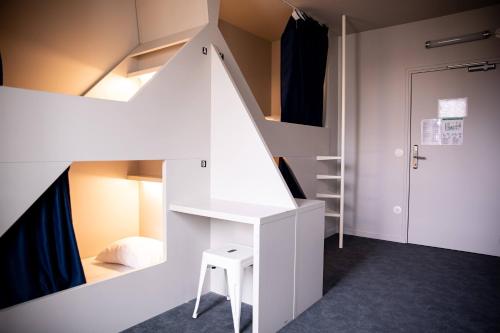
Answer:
219, 0, 500, 41
219, 0, 292, 41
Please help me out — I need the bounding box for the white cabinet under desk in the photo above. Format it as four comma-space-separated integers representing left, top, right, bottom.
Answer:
169, 198, 325, 333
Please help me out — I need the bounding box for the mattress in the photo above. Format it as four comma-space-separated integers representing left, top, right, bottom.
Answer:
81, 257, 135, 283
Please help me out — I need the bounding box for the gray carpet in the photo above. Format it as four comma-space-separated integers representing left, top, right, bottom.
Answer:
124, 235, 500, 332
124, 292, 252, 333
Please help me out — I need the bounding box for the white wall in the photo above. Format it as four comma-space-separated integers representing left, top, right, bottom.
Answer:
344, 5, 500, 241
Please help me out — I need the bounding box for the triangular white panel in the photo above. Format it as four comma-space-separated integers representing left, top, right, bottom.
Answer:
0, 161, 71, 237
210, 46, 296, 208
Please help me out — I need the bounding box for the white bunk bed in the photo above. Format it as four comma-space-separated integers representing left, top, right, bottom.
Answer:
0, 1, 329, 332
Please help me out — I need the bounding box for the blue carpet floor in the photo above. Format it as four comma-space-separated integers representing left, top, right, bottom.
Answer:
123, 235, 500, 332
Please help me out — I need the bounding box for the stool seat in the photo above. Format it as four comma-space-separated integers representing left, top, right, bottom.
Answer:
192, 243, 253, 333
204, 244, 253, 266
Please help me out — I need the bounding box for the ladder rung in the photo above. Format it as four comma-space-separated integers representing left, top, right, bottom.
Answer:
325, 210, 341, 218
316, 193, 341, 199
317, 175, 342, 180
316, 156, 342, 161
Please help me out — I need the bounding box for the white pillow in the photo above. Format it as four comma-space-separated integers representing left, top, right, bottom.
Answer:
96, 236, 164, 269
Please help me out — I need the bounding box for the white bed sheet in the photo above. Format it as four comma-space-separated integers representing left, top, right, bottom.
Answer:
82, 257, 135, 283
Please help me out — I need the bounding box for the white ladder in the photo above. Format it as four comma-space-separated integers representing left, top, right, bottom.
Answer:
315, 155, 344, 248
316, 15, 347, 249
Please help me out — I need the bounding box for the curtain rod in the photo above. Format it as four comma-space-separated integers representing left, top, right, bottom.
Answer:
281, 0, 299, 11
281, 0, 307, 16
281, 0, 327, 27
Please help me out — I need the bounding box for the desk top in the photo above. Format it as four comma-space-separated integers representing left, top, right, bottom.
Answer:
169, 199, 296, 225
169, 198, 324, 225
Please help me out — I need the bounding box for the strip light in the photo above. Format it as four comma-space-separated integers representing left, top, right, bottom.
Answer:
425, 30, 491, 49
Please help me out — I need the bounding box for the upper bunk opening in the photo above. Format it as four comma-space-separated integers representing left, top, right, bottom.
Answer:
219, 0, 330, 127
84, 39, 190, 102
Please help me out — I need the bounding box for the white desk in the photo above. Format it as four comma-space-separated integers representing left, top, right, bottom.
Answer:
169, 199, 296, 224
169, 198, 324, 333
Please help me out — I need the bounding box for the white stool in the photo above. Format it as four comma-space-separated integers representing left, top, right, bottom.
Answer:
192, 243, 253, 333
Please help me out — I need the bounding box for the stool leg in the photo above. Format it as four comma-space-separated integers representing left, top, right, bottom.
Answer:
192, 257, 208, 319
227, 266, 243, 333
233, 267, 243, 333
227, 268, 238, 332
224, 269, 230, 300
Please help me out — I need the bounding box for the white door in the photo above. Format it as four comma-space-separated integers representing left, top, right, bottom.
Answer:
408, 63, 500, 256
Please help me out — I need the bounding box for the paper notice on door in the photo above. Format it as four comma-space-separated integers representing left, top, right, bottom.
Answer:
441, 119, 463, 145
438, 97, 467, 119
421, 119, 442, 145
421, 118, 464, 145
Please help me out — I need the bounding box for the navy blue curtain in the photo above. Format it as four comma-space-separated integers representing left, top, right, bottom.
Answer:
279, 157, 306, 199
281, 15, 328, 127
0, 168, 86, 309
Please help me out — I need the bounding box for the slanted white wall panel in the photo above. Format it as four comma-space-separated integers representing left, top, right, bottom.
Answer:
0, 162, 71, 237
210, 46, 296, 209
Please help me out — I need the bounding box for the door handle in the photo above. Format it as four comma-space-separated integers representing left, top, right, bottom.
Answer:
412, 145, 426, 169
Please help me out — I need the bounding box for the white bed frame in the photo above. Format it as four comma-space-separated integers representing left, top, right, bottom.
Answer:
0, 1, 330, 332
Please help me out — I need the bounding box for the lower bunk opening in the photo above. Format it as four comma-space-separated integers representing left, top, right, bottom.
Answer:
69, 160, 166, 284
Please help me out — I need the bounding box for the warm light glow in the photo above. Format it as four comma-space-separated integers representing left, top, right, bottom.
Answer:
140, 180, 163, 197
85, 71, 157, 102
265, 115, 280, 122
137, 72, 157, 85
85, 73, 142, 102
